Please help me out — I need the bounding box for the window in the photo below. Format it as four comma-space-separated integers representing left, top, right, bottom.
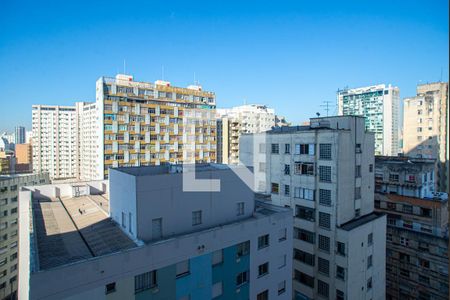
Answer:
121, 212, 126, 228
400, 268, 410, 277
295, 205, 315, 221
236, 271, 249, 286
319, 165, 332, 182
192, 210, 202, 226
367, 255, 373, 268
399, 252, 410, 262
176, 260, 190, 277
278, 228, 287, 241
257, 290, 269, 300
278, 280, 286, 295
367, 277, 372, 290
284, 144, 291, 154
319, 212, 331, 229
294, 187, 314, 200
318, 257, 329, 276
402, 205, 413, 214
368, 233, 373, 245
389, 173, 399, 182
271, 183, 279, 194
236, 202, 244, 216
237, 241, 250, 257
258, 262, 269, 277
295, 270, 314, 288
105, 282, 116, 294
369, 164, 373, 172
319, 189, 331, 206
336, 266, 345, 280
284, 164, 290, 175
355, 143, 362, 153
318, 235, 330, 252
294, 249, 315, 266
355, 165, 361, 178
284, 185, 290, 196
317, 280, 329, 298
419, 258, 430, 268
212, 250, 223, 266
294, 143, 314, 155
258, 234, 269, 249
212, 281, 223, 298
294, 162, 314, 175
336, 289, 345, 300
319, 144, 332, 160
135, 271, 157, 293
418, 275, 430, 285
295, 228, 315, 244
271, 143, 279, 154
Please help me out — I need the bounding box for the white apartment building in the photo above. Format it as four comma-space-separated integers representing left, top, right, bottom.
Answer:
217, 104, 275, 164
19, 164, 292, 300
240, 116, 387, 300
32, 105, 78, 179
337, 84, 400, 156
0, 173, 49, 299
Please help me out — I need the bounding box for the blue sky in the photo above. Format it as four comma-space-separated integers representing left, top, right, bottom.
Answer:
0, 0, 448, 132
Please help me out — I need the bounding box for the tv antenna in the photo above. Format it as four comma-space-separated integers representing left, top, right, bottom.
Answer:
320, 100, 335, 117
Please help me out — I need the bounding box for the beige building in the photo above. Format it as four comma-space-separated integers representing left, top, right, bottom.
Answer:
15, 143, 32, 172
0, 173, 50, 299
403, 82, 449, 193
374, 156, 448, 300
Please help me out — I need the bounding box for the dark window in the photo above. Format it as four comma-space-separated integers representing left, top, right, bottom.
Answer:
295, 205, 315, 221
294, 162, 314, 175
105, 282, 116, 294
319, 166, 332, 182
258, 234, 269, 249
284, 144, 290, 154
257, 290, 269, 300
336, 266, 345, 280
236, 271, 249, 286
317, 280, 329, 298
284, 164, 290, 175
336, 241, 345, 256
258, 262, 269, 277
318, 257, 329, 276
319, 212, 331, 229
236, 241, 250, 258
135, 271, 157, 293
319, 189, 332, 206
271, 183, 279, 194
294, 270, 314, 288
318, 235, 330, 252
294, 228, 315, 244
319, 144, 332, 160
294, 249, 315, 266
271, 144, 279, 154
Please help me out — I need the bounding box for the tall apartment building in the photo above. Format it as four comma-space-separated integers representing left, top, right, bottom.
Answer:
14, 126, 25, 145
217, 104, 275, 165
19, 164, 293, 299
403, 82, 449, 193
32, 105, 78, 179
0, 173, 49, 299
90, 74, 217, 179
338, 84, 400, 156
239, 116, 387, 300
374, 156, 448, 300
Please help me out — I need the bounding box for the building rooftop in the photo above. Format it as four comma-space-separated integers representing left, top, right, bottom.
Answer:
114, 163, 236, 177
32, 194, 136, 271
375, 155, 435, 165
340, 212, 385, 231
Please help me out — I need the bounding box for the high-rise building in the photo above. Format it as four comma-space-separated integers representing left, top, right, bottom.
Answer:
14, 126, 25, 145
14, 143, 32, 173
0, 173, 50, 299
19, 164, 293, 299
240, 116, 387, 300
89, 74, 217, 180
216, 104, 275, 165
32, 105, 78, 179
374, 156, 448, 300
337, 84, 400, 156
403, 82, 449, 193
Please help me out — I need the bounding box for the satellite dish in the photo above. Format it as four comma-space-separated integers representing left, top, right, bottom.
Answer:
316, 112, 321, 117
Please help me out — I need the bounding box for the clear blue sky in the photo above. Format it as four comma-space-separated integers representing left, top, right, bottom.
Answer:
0, 0, 448, 132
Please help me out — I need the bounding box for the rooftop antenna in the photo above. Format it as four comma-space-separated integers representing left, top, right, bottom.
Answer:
320, 100, 334, 117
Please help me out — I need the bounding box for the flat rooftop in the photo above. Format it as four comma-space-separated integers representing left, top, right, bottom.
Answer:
114, 163, 237, 177
339, 212, 385, 231
32, 194, 136, 271
375, 155, 435, 165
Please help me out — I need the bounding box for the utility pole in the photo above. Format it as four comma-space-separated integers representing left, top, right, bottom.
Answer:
320, 100, 335, 117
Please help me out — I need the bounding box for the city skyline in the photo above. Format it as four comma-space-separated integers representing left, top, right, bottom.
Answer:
1, 0, 448, 132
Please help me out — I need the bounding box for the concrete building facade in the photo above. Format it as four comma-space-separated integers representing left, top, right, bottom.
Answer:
337, 84, 400, 156
374, 156, 448, 300
0, 173, 49, 299
32, 105, 78, 179
239, 116, 387, 300
403, 82, 449, 193
15, 143, 32, 173
217, 104, 275, 165
19, 164, 292, 300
